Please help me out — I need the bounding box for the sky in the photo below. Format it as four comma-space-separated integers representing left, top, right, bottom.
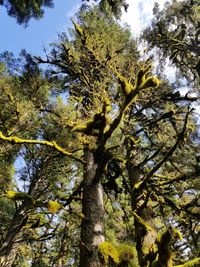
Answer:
122, 0, 168, 36
0, 0, 81, 56
0, 0, 170, 57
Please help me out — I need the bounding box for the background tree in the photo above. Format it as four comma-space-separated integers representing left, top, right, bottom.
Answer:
143, 0, 200, 85
0, 0, 128, 25
0, 0, 54, 24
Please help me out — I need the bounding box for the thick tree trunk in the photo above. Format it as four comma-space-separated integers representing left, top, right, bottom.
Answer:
80, 149, 105, 267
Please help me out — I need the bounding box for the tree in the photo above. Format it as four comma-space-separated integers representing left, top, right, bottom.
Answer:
143, 0, 200, 85
1, 0, 128, 25
0, 0, 54, 24
0, 2, 200, 267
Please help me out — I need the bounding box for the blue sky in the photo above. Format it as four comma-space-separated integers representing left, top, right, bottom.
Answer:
0, 0, 81, 56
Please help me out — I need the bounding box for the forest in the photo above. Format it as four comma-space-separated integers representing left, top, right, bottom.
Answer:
0, 0, 199, 266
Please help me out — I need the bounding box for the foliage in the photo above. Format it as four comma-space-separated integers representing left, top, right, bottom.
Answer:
0, 0, 54, 24
0, 1, 199, 267
1, 0, 129, 24
143, 0, 200, 85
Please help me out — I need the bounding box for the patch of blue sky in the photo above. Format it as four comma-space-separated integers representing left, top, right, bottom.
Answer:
0, 0, 81, 56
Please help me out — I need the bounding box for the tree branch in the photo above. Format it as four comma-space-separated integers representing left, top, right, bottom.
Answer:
0, 131, 84, 164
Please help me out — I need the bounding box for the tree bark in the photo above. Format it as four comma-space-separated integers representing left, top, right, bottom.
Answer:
0, 244, 18, 267
79, 148, 105, 267
0, 206, 29, 267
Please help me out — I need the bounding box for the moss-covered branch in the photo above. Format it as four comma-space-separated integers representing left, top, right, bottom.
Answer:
175, 258, 200, 267
105, 65, 160, 141
0, 131, 83, 163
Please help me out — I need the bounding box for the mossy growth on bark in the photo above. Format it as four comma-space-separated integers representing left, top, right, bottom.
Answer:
98, 241, 139, 266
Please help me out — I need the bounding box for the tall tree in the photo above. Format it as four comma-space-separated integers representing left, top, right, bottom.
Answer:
0, 3, 200, 267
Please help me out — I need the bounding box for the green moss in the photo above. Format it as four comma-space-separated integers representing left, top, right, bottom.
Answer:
99, 242, 140, 266
133, 212, 154, 232
139, 76, 160, 90
99, 241, 139, 267
135, 65, 151, 88
99, 241, 120, 264
175, 258, 200, 267
71, 20, 84, 37
117, 243, 139, 267
115, 71, 132, 96
6, 190, 35, 204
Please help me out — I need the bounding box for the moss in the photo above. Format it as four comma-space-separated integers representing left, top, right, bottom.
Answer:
99, 241, 120, 264
99, 242, 140, 266
71, 20, 84, 37
172, 228, 183, 241
0, 131, 73, 158
117, 243, 139, 267
139, 76, 160, 90
135, 65, 151, 88
175, 258, 200, 267
133, 212, 154, 232
6, 190, 35, 204
48, 200, 61, 214
115, 71, 132, 96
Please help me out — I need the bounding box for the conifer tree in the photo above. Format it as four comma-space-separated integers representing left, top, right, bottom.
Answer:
0, 2, 199, 267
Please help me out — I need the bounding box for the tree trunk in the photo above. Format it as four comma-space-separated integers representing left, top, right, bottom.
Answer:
0, 206, 28, 267
0, 253, 17, 267
80, 148, 105, 267
127, 157, 158, 266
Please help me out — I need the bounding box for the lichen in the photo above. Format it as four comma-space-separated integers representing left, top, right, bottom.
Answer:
139, 76, 160, 90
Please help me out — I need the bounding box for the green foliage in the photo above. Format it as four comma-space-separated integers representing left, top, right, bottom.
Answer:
143, 0, 200, 83
0, 0, 54, 25
0, 2, 199, 267
1, 0, 129, 25
117, 243, 139, 267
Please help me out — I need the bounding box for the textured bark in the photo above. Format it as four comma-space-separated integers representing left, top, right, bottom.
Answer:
0, 247, 18, 267
80, 149, 105, 267
0, 206, 28, 266
127, 158, 158, 266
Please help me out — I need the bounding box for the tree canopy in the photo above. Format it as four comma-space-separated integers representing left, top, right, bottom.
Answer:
143, 0, 200, 85
0, 0, 128, 24
0, 1, 199, 267
0, 0, 54, 24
